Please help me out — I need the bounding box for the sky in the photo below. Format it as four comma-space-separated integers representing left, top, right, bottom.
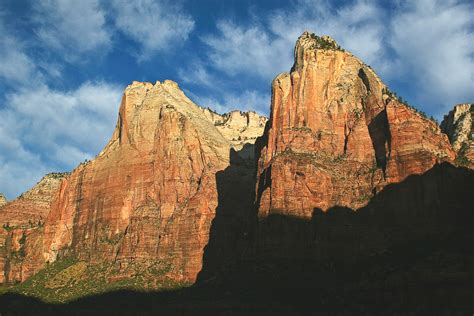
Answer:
0, 0, 473, 199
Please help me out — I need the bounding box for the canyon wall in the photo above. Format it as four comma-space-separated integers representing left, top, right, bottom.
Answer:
0, 32, 471, 294
255, 32, 455, 219
0, 173, 67, 283
0, 80, 266, 284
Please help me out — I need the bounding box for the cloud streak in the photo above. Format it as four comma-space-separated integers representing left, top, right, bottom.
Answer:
195, 0, 473, 118
33, 0, 112, 61
0, 82, 122, 198
111, 0, 195, 60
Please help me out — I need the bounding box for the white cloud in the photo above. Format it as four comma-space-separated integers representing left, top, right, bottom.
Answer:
0, 82, 122, 198
33, 0, 111, 60
389, 0, 474, 116
111, 0, 195, 60
178, 60, 214, 88
202, 20, 292, 79
200, 0, 473, 117
202, 0, 386, 81
0, 19, 37, 83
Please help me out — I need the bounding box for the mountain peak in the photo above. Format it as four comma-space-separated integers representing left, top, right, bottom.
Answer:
297, 31, 340, 50
293, 31, 346, 72
258, 32, 455, 214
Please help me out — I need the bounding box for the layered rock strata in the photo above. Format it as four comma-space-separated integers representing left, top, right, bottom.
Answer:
0, 173, 67, 283
0, 80, 266, 284
255, 31, 456, 219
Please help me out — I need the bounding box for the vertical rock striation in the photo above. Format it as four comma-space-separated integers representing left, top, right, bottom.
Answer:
0, 173, 67, 283
42, 80, 231, 282
0, 80, 267, 285
255, 31, 455, 218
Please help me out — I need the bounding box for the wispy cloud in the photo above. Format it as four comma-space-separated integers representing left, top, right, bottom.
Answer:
0, 82, 122, 198
111, 0, 195, 61
197, 0, 473, 118
189, 89, 269, 115
389, 0, 474, 116
32, 0, 112, 62
202, 20, 291, 79
0, 20, 36, 83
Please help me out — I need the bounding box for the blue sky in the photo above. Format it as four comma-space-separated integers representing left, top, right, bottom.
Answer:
0, 0, 473, 199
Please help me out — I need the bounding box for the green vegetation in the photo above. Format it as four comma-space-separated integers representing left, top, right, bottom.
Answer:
47, 172, 69, 179
455, 143, 471, 167
2, 257, 191, 303
308, 33, 345, 51
2, 223, 12, 231
382, 87, 438, 124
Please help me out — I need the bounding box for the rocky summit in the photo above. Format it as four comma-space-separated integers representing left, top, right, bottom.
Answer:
256, 31, 455, 217
0, 32, 472, 314
441, 103, 474, 165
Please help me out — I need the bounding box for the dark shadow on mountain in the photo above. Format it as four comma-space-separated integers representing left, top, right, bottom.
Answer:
196, 144, 258, 283
367, 109, 391, 174
1, 162, 473, 314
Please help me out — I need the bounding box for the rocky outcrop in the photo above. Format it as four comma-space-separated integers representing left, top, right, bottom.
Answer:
441, 103, 473, 165
0, 173, 67, 283
0, 194, 6, 207
200, 108, 267, 159
255, 31, 455, 218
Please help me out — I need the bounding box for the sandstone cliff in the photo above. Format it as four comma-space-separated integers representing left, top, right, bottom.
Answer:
441, 103, 473, 165
200, 108, 267, 159
0, 32, 471, 312
0, 80, 266, 286
255, 31, 455, 218
0, 173, 67, 283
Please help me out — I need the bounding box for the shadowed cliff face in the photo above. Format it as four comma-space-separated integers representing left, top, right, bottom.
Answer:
1, 163, 472, 314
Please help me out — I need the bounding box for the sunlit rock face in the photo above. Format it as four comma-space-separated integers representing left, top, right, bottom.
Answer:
255, 31, 455, 218
441, 103, 473, 165
0, 194, 6, 207
200, 108, 267, 159
40, 80, 267, 282
0, 31, 468, 296
0, 173, 67, 283
0, 80, 266, 284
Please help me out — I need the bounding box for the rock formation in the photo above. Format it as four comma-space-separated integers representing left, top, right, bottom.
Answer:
0, 194, 6, 207
441, 103, 473, 164
255, 31, 455, 219
0, 173, 67, 283
0, 80, 266, 285
200, 109, 267, 159
0, 32, 471, 313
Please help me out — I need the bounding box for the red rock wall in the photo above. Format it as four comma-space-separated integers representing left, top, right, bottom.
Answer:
256, 32, 455, 219
42, 81, 232, 282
